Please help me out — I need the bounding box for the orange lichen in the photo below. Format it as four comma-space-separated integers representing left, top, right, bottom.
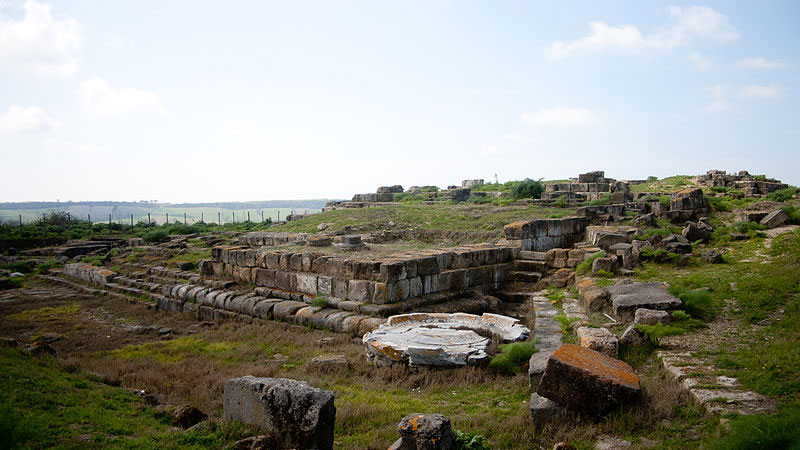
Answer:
552, 344, 639, 388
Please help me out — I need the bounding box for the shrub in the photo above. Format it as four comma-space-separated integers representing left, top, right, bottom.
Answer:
545, 287, 565, 301
310, 294, 327, 308
766, 187, 798, 202
553, 315, 580, 333
669, 287, 714, 321
634, 323, 686, 345
453, 429, 492, 450
0, 277, 24, 290
584, 193, 612, 206
782, 206, 800, 225
0, 403, 38, 450
710, 406, 800, 450
575, 250, 606, 274
143, 230, 169, 243
2, 262, 32, 274
510, 178, 544, 200
488, 341, 537, 374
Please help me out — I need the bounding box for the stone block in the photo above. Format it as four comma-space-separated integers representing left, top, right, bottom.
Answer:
223, 376, 335, 450
317, 276, 332, 296
296, 273, 319, 295
348, 280, 374, 303
760, 209, 789, 229
332, 278, 348, 299
255, 269, 276, 287
634, 308, 670, 325
608, 281, 683, 321
577, 327, 619, 358
537, 344, 640, 415
388, 413, 455, 450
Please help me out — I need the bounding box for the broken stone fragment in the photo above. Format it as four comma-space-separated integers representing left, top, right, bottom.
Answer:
388, 413, 455, 450
577, 327, 619, 358
633, 308, 670, 325
537, 344, 640, 415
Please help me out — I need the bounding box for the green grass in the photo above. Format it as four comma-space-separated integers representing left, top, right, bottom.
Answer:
0, 347, 255, 449
488, 341, 538, 375
110, 336, 245, 365
709, 404, 800, 450
271, 203, 577, 237
575, 250, 605, 274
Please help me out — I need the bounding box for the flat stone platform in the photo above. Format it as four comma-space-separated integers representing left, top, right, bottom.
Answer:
363, 312, 529, 367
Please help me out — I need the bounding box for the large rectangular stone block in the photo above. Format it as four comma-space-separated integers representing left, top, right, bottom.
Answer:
223, 376, 335, 450
296, 273, 318, 295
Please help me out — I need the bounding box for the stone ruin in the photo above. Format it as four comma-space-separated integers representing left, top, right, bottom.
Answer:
362, 312, 529, 367
696, 170, 787, 196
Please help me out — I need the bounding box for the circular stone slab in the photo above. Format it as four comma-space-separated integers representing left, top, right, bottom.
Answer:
362, 312, 530, 367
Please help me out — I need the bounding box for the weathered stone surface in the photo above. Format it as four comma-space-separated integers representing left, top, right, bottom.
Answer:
701, 249, 724, 264
537, 344, 640, 414
577, 327, 619, 358
577, 278, 609, 312
363, 313, 529, 367
594, 435, 632, 450
591, 257, 616, 275
607, 281, 683, 321
223, 376, 335, 450
308, 354, 348, 372
619, 325, 648, 347
530, 393, 568, 425
159, 404, 207, 428
634, 308, 670, 325
388, 413, 455, 450
760, 209, 789, 229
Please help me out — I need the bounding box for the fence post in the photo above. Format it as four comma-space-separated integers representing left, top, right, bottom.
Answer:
247, 211, 250, 222
109, 214, 112, 231
277, 211, 280, 221
218, 211, 221, 225
67, 213, 71, 226
201, 212, 204, 223
19, 214, 22, 230
184, 212, 187, 224
261, 210, 264, 222
88, 214, 91, 225
147, 213, 151, 225
131, 214, 134, 227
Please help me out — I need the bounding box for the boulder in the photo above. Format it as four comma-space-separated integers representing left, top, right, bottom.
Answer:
536, 344, 640, 415
633, 308, 670, 325
156, 404, 207, 428
591, 257, 616, 275
619, 325, 648, 347
576, 327, 619, 358
530, 393, 568, 425
308, 354, 349, 372
608, 281, 683, 321
760, 209, 789, 229
223, 376, 335, 450
388, 413, 455, 450
702, 249, 724, 264
682, 222, 711, 243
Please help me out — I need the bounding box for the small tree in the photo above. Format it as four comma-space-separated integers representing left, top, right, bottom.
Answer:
511, 178, 544, 200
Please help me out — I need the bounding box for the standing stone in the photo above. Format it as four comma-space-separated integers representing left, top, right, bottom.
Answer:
388, 413, 455, 450
537, 344, 640, 415
223, 376, 335, 450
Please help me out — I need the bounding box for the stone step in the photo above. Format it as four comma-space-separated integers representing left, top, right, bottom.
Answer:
512, 260, 547, 272
507, 271, 542, 283
495, 291, 534, 304
518, 250, 546, 261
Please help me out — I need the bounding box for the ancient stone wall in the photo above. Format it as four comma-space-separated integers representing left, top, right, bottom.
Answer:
696, 170, 787, 196
209, 244, 514, 304
503, 217, 588, 252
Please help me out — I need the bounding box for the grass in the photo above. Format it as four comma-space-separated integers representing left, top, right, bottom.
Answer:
8, 304, 80, 325
488, 341, 537, 375
0, 347, 256, 449
271, 203, 577, 237
709, 404, 800, 450
575, 250, 605, 274
110, 336, 246, 365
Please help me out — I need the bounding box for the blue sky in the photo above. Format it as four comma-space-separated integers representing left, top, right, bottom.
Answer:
0, 1, 798, 202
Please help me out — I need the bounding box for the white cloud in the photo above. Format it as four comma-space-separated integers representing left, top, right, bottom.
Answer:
477, 144, 500, 156
522, 107, 602, 126
80, 77, 166, 117
689, 51, 714, 70
739, 84, 781, 99
0, 0, 82, 75
702, 84, 736, 113
546, 6, 737, 59
503, 132, 541, 144
0, 105, 61, 134
432, 103, 454, 113
733, 57, 783, 69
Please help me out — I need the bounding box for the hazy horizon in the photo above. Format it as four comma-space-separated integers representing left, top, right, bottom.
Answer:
1, 1, 798, 202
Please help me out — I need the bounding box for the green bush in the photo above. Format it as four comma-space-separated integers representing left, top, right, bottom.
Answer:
584, 193, 612, 206
782, 206, 800, 225
488, 341, 537, 374
2, 261, 32, 274
553, 315, 580, 333
454, 429, 492, 450
310, 294, 327, 308
510, 178, 544, 200
143, 230, 169, 243
669, 287, 714, 321
0, 403, 38, 450
710, 406, 800, 450
767, 187, 799, 202
575, 250, 606, 274
634, 323, 686, 345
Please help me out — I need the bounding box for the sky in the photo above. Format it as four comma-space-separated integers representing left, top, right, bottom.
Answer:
0, 0, 798, 202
